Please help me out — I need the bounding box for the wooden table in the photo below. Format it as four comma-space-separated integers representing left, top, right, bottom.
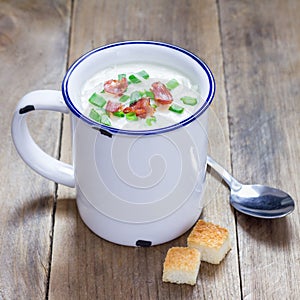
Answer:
1, 0, 299, 299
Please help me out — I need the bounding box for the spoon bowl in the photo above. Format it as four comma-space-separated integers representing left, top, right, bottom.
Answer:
230, 184, 295, 218
207, 156, 295, 218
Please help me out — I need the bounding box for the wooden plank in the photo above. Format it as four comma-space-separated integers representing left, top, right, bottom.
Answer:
219, 0, 300, 298
0, 0, 71, 299
49, 0, 240, 299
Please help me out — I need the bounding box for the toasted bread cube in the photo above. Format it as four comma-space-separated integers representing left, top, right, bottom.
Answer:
162, 247, 201, 285
187, 220, 231, 264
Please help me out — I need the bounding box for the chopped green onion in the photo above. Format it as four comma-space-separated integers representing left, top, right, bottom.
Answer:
130, 91, 142, 105
180, 96, 197, 106
166, 79, 179, 90
118, 73, 126, 80
100, 114, 111, 126
129, 74, 142, 84
169, 104, 184, 114
100, 89, 105, 93
88, 92, 107, 108
146, 116, 157, 126
144, 90, 154, 99
151, 103, 158, 109
126, 112, 138, 121
89, 108, 101, 122
119, 94, 130, 102
137, 70, 149, 79
113, 111, 125, 118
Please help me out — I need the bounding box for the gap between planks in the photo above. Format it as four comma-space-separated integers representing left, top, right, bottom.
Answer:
45, 1, 75, 298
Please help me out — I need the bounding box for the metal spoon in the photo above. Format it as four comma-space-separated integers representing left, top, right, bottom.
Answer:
207, 156, 295, 218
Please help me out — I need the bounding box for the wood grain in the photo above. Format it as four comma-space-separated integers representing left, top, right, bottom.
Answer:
0, 0, 71, 299
49, 0, 240, 299
219, 0, 300, 298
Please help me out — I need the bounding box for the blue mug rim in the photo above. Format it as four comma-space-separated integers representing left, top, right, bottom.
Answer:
62, 41, 215, 136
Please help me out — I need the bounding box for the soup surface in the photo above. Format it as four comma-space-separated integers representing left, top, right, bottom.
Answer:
81, 63, 204, 130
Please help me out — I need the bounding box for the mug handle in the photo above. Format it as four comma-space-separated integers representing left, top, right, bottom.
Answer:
11, 90, 75, 187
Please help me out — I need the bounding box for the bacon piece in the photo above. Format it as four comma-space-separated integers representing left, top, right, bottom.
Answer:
104, 77, 128, 96
105, 100, 122, 113
123, 107, 133, 114
150, 81, 173, 104
129, 98, 155, 118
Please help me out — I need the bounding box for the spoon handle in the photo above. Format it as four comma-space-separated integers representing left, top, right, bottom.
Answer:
207, 156, 241, 190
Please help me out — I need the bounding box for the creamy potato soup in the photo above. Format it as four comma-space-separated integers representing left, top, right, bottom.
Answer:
81, 63, 204, 130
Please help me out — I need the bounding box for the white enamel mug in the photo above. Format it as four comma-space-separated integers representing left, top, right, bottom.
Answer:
11, 41, 215, 246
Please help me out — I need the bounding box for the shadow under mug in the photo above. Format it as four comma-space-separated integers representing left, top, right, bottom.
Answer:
11, 41, 215, 246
